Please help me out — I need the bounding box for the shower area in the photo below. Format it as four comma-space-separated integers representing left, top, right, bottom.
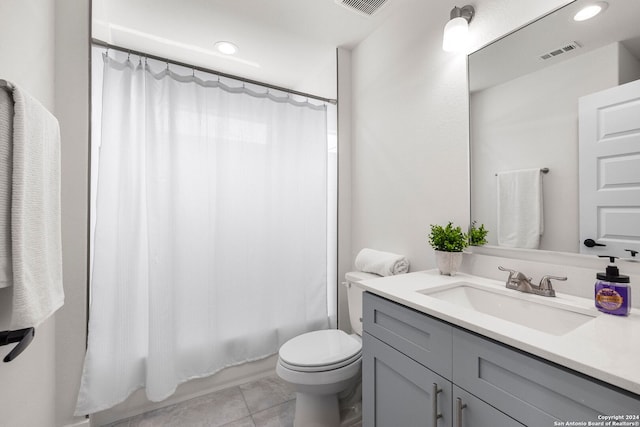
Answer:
78, 46, 338, 421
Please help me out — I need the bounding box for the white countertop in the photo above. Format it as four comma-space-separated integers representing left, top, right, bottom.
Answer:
357, 269, 640, 396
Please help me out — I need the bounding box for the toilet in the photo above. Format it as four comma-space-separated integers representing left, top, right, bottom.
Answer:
276, 271, 379, 427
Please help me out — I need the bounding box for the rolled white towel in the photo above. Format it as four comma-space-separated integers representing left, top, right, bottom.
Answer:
354, 248, 409, 277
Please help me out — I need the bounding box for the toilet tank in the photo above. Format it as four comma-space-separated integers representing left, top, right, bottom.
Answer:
344, 271, 380, 336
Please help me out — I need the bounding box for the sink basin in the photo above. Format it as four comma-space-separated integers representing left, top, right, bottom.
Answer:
418, 282, 597, 336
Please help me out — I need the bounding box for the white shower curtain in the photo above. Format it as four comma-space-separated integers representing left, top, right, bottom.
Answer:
75, 55, 329, 414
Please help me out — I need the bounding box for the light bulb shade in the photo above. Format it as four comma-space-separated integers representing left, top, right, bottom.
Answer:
573, 2, 608, 21
214, 41, 238, 55
442, 17, 469, 52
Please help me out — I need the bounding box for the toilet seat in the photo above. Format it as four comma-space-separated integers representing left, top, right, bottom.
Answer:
279, 351, 362, 373
278, 329, 362, 373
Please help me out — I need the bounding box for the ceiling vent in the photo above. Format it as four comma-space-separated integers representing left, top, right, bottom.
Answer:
335, 0, 389, 16
539, 41, 582, 60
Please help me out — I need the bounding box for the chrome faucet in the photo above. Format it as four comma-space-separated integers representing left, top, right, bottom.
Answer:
498, 266, 567, 297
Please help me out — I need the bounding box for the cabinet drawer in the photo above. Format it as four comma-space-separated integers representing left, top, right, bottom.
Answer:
453, 329, 640, 427
453, 385, 524, 427
363, 292, 452, 379
363, 332, 452, 427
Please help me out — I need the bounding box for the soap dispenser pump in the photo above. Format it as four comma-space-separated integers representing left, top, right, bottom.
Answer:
595, 256, 631, 316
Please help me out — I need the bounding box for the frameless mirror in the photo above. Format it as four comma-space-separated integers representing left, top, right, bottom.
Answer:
469, 0, 640, 257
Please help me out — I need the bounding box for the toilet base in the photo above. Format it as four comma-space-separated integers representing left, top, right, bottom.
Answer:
339, 380, 362, 425
294, 392, 340, 427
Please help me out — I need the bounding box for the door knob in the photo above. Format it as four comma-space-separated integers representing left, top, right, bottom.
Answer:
584, 239, 606, 248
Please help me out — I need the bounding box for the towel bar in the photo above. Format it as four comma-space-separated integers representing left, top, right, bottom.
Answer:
0, 327, 35, 362
495, 167, 549, 176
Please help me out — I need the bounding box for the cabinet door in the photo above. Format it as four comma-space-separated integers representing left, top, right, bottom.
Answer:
363, 332, 452, 427
453, 386, 524, 427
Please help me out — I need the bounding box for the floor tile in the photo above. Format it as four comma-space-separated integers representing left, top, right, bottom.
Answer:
251, 400, 295, 427
103, 373, 361, 427
239, 375, 295, 414
221, 416, 256, 427
125, 386, 250, 427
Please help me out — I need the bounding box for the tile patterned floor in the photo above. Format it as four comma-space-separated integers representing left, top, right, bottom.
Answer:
105, 375, 296, 427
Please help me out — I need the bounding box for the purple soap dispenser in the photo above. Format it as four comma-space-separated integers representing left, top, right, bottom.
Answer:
595, 256, 631, 316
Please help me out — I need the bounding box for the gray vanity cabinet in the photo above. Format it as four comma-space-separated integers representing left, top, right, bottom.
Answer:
362, 292, 521, 427
362, 292, 640, 427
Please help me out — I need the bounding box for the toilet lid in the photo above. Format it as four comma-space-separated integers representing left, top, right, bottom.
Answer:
279, 329, 362, 369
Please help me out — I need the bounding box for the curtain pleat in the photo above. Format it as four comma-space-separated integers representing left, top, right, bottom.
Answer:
75, 56, 329, 414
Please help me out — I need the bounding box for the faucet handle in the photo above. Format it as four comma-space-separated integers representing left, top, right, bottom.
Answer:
539, 275, 567, 294
498, 266, 531, 282
498, 266, 516, 282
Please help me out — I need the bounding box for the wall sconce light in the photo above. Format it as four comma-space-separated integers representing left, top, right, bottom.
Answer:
442, 5, 475, 53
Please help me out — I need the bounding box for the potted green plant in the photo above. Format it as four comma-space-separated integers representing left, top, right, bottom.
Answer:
468, 221, 489, 246
428, 222, 468, 275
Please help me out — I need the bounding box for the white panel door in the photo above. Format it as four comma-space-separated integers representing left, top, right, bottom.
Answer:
579, 79, 640, 259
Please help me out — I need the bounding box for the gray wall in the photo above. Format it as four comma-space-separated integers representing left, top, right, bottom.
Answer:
55, 0, 90, 425
0, 1, 58, 425
0, 1, 89, 426
350, 0, 469, 273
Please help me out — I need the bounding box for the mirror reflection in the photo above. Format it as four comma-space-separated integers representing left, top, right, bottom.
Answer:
469, 0, 640, 258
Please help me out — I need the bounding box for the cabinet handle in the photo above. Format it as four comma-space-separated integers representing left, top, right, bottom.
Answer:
432, 383, 443, 426
456, 397, 467, 427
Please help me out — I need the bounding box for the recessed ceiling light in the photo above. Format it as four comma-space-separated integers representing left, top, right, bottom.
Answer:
214, 41, 238, 55
573, 2, 608, 21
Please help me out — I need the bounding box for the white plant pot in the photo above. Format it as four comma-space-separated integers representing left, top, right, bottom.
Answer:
435, 250, 463, 276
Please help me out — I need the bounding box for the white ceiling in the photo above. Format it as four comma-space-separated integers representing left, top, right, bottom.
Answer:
92, 0, 408, 99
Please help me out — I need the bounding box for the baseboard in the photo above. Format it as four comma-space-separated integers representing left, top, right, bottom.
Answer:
64, 419, 90, 427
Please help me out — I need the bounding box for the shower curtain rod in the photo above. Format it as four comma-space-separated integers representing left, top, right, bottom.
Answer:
92, 38, 337, 105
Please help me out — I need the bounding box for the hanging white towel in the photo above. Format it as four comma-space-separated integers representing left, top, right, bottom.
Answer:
354, 248, 409, 277
0, 79, 64, 329
0, 86, 12, 288
497, 168, 544, 249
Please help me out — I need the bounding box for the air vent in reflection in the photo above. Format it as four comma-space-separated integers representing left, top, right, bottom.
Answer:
540, 41, 581, 60
335, 0, 389, 16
